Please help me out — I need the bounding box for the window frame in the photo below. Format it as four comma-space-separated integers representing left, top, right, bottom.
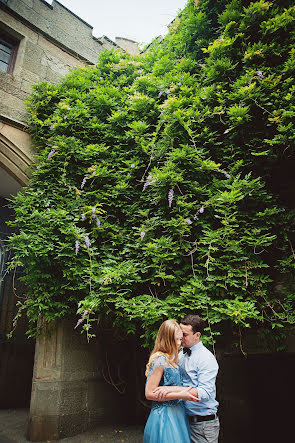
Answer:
0, 31, 19, 74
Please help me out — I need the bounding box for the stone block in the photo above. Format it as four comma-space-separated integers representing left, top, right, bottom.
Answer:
27, 415, 59, 441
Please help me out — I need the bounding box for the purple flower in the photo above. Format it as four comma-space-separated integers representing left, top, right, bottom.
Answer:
91, 214, 96, 219
36, 164, 41, 170
193, 214, 199, 221
47, 148, 55, 159
84, 236, 90, 249
138, 69, 143, 74
64, 116, 67, 120
180, 76, 183, 80
92, 207, 96, 213
224, 172, 231, 179
135, 76, 140, 80
50, 125, 54, 130
81, 213, 86, 221
186, 219, 192, 225
257, 70, 264, 79
199, 206, 205, 214
158, 91, 164, 98
177, 82, 182, 86
143, 175, 154, 191
81, 177, 87, 189
74, 318, 83, 329
130, 163, 135, 168
67, 106, 71, 110
96, 218, 101, 228
75, 240, 80, 255
83, 310, 88, 316
168, 189, 174, 208
140, 231, 146, 240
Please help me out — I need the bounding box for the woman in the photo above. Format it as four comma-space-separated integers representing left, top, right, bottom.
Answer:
143, 319, 199, 443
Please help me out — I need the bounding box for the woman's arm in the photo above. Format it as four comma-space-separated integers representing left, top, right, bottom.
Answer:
145, 366, 199, 402
153, 385, 199, 401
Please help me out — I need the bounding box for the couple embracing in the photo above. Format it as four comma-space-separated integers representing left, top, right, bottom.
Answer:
144, 315, 219, 443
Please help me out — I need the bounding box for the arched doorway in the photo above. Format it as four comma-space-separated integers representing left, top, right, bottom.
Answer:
0, 160, 35, 409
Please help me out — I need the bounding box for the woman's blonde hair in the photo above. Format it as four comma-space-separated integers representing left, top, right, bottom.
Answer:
145, 319, 182, 377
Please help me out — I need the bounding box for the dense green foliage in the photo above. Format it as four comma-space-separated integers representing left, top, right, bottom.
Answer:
9, 0, 295, 346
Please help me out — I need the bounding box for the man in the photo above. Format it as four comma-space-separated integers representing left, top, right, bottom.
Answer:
180, 314, 219, 443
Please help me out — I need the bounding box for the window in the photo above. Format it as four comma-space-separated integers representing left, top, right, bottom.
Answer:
0, 33, 19, 74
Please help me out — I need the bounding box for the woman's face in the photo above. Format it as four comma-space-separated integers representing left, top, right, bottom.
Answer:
175, 330, 183, 349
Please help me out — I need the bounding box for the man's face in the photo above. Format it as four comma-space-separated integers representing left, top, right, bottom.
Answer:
180, 323, 200, 348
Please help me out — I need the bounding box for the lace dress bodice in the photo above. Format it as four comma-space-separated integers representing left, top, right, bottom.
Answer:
147, 355, 183, 408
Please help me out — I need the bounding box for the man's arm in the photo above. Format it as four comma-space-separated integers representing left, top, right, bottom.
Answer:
193, 357, 218, 402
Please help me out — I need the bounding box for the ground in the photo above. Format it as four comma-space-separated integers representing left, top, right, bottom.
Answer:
0, 410, 143, 443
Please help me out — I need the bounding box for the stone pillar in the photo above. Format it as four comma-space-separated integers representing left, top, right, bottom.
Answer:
27, 318, 126, 441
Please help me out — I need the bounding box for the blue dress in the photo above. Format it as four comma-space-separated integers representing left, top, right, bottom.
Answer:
143, 354, 190, 443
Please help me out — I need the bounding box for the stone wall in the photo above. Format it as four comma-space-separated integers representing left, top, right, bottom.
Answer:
2, 0, 114, 64
27, 319, 137, 441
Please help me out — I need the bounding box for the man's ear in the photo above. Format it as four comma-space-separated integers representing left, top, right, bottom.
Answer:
195, 331, 201, 340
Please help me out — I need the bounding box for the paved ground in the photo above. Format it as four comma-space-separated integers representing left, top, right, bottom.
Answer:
0, 410, 144, 443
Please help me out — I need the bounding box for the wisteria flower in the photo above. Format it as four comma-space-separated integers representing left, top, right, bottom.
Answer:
193, 214, 199, 221
158, 91, 164, 98
96, 218, 101, 228
81, 177, 87, 189
84, 236, 90, 249
177, 82, 182, 86
36, 165, 41, 170
168, 189, 174, 208
74, 318, 83, 329
81, 213, 86, 221
47, 148, 55, 159
224, 172, 231, 179
64, 116, 67, 120
83, 310, 88, 316
140, 231, 146, 240
91, 214, 96, 219
186, 219, 192, 225
257, 70, 264, 79
75, 240, 80, 255
67, 106, 71, 110
92, 207, 96, 213
199, 206, 205, 214
143, 175, 154, 191
130, 163, 135, 168
50, 125, 54, 130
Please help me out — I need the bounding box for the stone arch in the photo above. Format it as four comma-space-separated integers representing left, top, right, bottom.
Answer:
0, 121, 34, 187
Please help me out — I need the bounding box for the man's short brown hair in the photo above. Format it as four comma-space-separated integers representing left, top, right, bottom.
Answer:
180, 314, 206, 335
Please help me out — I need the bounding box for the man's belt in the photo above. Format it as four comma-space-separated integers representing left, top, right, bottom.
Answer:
188, 414, 217, 423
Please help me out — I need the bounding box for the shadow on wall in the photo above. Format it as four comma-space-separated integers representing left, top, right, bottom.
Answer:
218, 352, 294, 443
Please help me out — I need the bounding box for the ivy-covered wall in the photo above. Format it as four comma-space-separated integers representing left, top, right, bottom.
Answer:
9, 0, 295, 348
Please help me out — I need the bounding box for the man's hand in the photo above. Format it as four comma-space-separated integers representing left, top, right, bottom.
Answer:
179, 386, 200, 402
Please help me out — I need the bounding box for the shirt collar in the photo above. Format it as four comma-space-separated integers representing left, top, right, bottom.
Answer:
189, 341, 203, 352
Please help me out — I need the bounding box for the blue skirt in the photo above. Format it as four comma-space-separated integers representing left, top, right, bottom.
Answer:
143, 401, 190, 443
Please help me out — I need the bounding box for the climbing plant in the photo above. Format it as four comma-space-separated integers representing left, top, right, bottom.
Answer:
9, 0, 295, 347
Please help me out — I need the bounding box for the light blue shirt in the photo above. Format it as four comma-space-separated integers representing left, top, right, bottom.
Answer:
179, 341, 219, 416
